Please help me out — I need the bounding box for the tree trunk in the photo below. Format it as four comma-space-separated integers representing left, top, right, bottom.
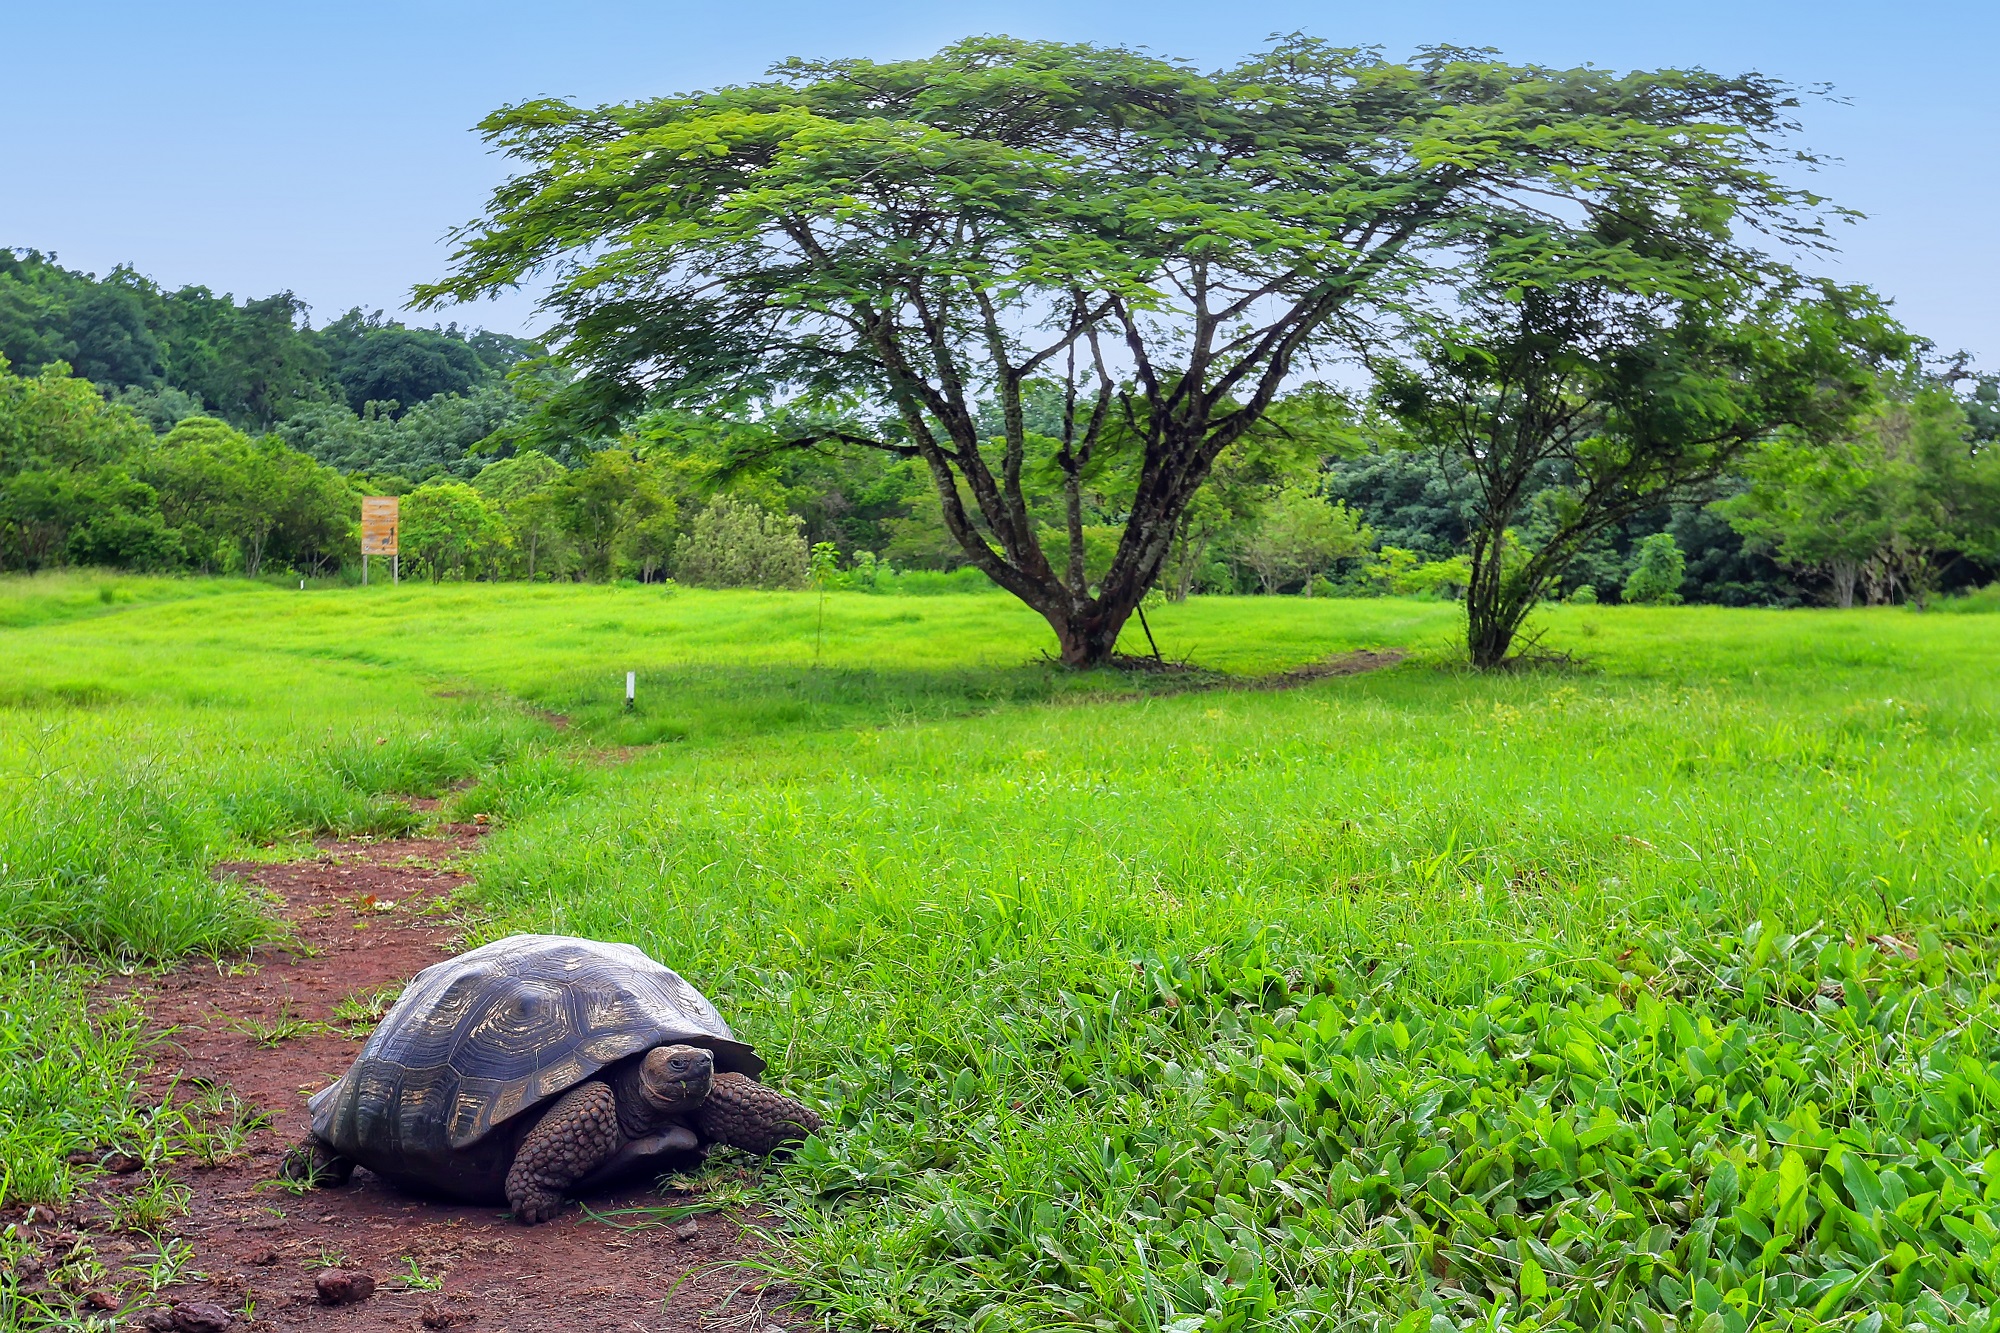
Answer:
1046, 596, 1140, 668
1464, 525, 1537, 668
1466, 600, 1517, 669
1829, 559, 1859, 609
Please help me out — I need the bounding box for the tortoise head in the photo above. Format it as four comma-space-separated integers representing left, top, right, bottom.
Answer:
638, 1044, 715, 1113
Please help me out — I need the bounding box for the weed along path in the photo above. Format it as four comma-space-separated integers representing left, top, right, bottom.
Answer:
83, 825, 788, 1333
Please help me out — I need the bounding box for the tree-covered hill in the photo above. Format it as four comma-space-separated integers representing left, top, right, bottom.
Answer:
0, 248, 541, 432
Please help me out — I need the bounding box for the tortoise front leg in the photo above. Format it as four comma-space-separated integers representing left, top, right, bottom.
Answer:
573, 1124, 700, 1193
693, 1073, 822, 1157
505, 1081, 623, 1224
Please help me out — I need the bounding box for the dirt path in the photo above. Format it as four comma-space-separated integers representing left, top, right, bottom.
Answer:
72, 827, 792, 1333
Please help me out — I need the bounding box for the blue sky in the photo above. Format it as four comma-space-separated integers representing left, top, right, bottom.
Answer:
4, 1, 1992, 361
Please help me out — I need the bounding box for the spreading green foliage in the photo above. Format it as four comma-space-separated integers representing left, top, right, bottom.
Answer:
423, 35, 1870, 664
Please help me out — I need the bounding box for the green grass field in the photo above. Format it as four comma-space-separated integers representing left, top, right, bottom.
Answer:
4, 572, 1998, 1332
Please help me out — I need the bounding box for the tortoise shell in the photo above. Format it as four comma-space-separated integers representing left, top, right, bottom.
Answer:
307, 934, 761, 1201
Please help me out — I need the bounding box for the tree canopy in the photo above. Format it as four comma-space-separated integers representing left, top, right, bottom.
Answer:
421, 34, 1887, 664
1373, 221, 1904, 664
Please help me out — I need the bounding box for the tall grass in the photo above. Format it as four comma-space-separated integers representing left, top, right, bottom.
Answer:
7, 574, 1999, 1330
471, 604, 2000, 1332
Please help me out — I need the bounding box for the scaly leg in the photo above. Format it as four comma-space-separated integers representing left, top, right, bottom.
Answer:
505, 1081, 623, 1224
573, 1125, 701, 1193
692, 1073, 822, 1157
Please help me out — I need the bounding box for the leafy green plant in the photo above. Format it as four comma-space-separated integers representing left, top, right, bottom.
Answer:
303, 1244, 351, 1273
671, 495, 809, 590
123, 1235, 201, 1295
331, 985, 401, 1032
387, 1256, 444, 1292
1624, 534, 1688, 606
181, 1087, 271, 1166
107, 1174, 192, 1233
222, 1000, 328, 1047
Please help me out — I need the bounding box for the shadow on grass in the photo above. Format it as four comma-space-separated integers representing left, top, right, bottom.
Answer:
535, 649, 1410, 748
536, 661, 1174, 747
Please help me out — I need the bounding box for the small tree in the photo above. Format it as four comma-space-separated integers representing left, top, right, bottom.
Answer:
1623, 534, 1687, 605
672, 495, 809, 589
402, 480, 507, 581
616, 475, 678, 582
473, 449, 571, 579
1235, 488, 1372, 594
142, 416, 348, 576
1375, 230, 1902, 666
1720, 372, 1999, 606
550, 448, 641, 579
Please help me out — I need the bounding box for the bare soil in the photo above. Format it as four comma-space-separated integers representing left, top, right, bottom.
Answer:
56, 827, 795, 1333
1235, 647, 1407, 690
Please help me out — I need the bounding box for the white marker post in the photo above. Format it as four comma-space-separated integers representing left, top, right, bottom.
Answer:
625, 671, 636, 712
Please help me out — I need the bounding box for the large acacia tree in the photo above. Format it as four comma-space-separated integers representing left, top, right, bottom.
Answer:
421, 36, 1847, 665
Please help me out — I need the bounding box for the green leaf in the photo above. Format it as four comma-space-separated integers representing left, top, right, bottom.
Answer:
1518, 1253, 1549, 1302
1842, 1151, 1885, 1214
1704, 1161, 1740, 1216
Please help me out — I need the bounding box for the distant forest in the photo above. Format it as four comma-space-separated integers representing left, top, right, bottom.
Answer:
2, 247, 1996, 605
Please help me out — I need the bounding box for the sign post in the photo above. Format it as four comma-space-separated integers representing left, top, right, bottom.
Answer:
361, 497, 400, 586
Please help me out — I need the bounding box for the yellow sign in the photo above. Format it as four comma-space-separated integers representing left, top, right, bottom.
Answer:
361, 496, 399, 556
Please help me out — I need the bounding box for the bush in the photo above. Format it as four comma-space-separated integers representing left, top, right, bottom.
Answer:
882, 565, 996, 595
1570, 583, 1598, 604
1623, 533, 1686, 605
1363, 546, 1471, 598
1933, 582, 2000, 614
672, 495, 809, 589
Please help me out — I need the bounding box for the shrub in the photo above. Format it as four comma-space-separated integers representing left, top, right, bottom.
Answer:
1933, 582, 2000, 614
1623, 533, 1686, 605
1364, 546, 1472, 598
671, 494, 808, 589
1570, 583, 1598, 604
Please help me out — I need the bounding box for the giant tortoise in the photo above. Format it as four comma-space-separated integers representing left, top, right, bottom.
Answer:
283, 934, 820, 1223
